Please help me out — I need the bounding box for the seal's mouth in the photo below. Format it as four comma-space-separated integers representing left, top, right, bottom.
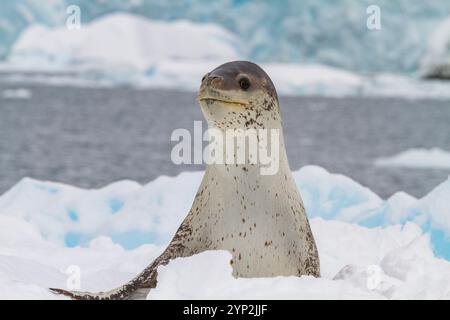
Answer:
198, 96, 249, 107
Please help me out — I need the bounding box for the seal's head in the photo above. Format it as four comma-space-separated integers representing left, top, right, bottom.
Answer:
198, 61, 281, 130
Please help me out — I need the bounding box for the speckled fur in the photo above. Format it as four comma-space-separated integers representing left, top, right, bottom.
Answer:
50, 61, 320, 300
182, 147, 320, 278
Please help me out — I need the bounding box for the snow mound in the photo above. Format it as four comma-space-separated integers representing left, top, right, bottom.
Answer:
9, 13, 239, 72
375, 148, 450, 169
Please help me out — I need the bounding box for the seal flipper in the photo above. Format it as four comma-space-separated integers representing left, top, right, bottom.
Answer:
49, 255, 160, 300
49, 268, 157, 300
49, 286, 153, 300
49, 221, 195, 300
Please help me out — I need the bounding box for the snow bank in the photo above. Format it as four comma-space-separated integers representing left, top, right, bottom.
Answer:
375, 148, 450, 169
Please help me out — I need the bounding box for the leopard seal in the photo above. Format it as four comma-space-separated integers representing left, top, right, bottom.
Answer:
50, 61, 320, 300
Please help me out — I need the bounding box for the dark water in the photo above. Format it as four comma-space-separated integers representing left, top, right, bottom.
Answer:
1, 84, 449, 198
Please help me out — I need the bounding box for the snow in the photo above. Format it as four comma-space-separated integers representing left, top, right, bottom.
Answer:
375, 148, 450, 169
0, 165, 450, 299
3, 13, 450, 98
151, 221, 450, 300
150, 248, 381, 300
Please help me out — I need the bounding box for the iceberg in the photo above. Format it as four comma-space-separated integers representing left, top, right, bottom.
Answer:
8, 13, 240, 72
1, 88, 32, 99
375, 148, 450, 169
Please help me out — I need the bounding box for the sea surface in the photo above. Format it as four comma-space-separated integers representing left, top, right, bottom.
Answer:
1, 83, 450, 198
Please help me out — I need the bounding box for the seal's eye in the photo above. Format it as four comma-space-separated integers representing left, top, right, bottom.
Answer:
239, 77, 250, 90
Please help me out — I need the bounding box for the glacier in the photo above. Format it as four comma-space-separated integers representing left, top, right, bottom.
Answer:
3, 12, 450, 98
1, 0, 450, 75
1, 165, 450, 299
